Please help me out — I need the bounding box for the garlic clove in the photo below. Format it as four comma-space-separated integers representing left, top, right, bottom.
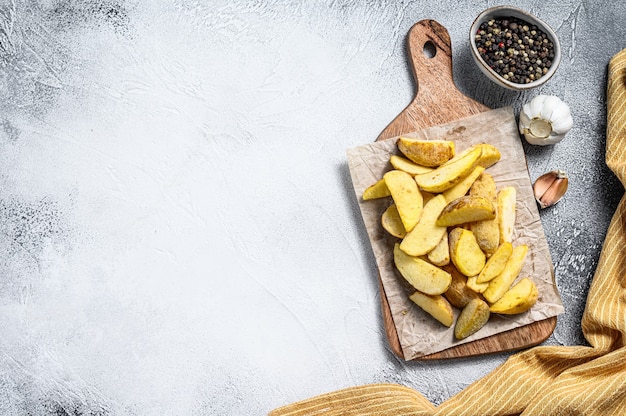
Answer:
533, 170, 568, 209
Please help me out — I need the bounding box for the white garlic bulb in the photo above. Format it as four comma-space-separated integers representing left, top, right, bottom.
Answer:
518, 95, 573, 145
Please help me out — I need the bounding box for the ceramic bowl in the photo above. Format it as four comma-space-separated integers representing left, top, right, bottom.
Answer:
469, 6, 562, 90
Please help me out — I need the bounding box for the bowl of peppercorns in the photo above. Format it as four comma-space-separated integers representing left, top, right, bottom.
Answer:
470, 6, 561, 90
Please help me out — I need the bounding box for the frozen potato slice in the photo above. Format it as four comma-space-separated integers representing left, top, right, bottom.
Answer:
397, 138, 455, 167
483, 244, 529, 303
389, 154, 433, 175
469, 172, 497, 200
442, 264, 483, 308
400, 194, 447, 256
454, 298, 491, 340
477, 242, 513, 283
363, 178, 391, 200
409, 291, 454, 327
414, 146, 482, 193
475, 143, 501, 168
449, 228, 486, 277
467, 275, 490, 293
383, 170, 423, 232
393, 244, 451, 295
497, 186, 517, 244
381, 204, 407, 238
470, 216, 500, 255
489, 277, 538, 314
427, 232, 450, 267
437, 196, 496, 227
441, 166, 485, 203
469, 172, 499, 254
445, 143, 500, 168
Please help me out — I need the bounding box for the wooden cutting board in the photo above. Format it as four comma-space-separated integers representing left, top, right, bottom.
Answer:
375, 19, 556, 360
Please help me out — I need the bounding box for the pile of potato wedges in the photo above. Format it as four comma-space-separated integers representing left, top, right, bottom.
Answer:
363, 137, 538, 340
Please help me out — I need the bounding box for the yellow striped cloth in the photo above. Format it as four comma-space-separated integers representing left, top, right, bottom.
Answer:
270, 48, 626, 416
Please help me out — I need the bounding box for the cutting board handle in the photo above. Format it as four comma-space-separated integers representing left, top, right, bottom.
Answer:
376, 20, 486, 141
407, 19, 456, 97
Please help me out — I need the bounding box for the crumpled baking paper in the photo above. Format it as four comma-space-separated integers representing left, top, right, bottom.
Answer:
346, 107, 564, 360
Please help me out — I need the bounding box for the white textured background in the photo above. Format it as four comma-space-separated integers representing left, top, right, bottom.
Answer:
0, 1, 623, 415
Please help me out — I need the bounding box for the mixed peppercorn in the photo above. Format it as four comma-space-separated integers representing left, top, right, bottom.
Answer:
474, 16, 555, 84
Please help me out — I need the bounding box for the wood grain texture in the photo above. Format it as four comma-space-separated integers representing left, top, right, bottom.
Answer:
376, 19, 556, 360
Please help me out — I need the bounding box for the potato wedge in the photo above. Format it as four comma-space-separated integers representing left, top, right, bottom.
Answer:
442, 264, 483, 308
414, 146, 482, 193
489, 277, 538, 314
393, 244, 451, 295
454, 298, 490, 340
362, 178, 390, 200
427, 232, 450, 266
400, 194, 447, 256
469, 172, 499, 253
475, 143, 501, 168
470, 217, 499, 255
476, 241, 513, 283
483, 244, 529, 303
441, 166, 485, 203
469, 172, 497, 201
497, 186, 517, 244
397, 138, 455, 167
389, 155, 433, 175
409, 291, 454, 327
381, 204, 406, 238
436, 196, 496, 227
449, 228, 486, 277
383, 170, 423, 232
466, 275, 490, 293
445, 143, 500, 168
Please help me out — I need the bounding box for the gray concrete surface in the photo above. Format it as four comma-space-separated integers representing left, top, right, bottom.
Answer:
0, 1, 622, 414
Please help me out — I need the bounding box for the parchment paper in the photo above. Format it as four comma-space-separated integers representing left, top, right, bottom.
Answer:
347, 107, 564, 360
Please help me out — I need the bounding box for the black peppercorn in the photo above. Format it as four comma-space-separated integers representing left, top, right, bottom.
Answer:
474, 16, 555, 84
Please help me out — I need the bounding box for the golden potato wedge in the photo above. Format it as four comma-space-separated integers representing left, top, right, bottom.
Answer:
475, 143, 501, 168
362, 178, 390, 200
414, 146, 482, 193
409, 291, 454, 327
483, 244, 529, 303
399, 194, 447, 256
454, 298, 491, 340
466, 275, 490, 293
449, 228, 486, 277
442, 264, 483, 308
489, 277, 538, 314
389, 154, 433, 175
436, 196, 496, 227
441, 166, 485, 203
468, 172, 499, 253
470, 219, 499, 254
469, 172, 497, 201
427, 231, 450, 267
393, 243, 451, 295
397, 138, 455, 167
470, 218, 499, 255
381, 204, 407, 238
497, 186, 517, 244
383, 170, 423, 232
476, 242, 513, 283
445, 143, 500, 168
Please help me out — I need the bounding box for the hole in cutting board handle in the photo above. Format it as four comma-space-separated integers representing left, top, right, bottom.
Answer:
423, 41, 436, 58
